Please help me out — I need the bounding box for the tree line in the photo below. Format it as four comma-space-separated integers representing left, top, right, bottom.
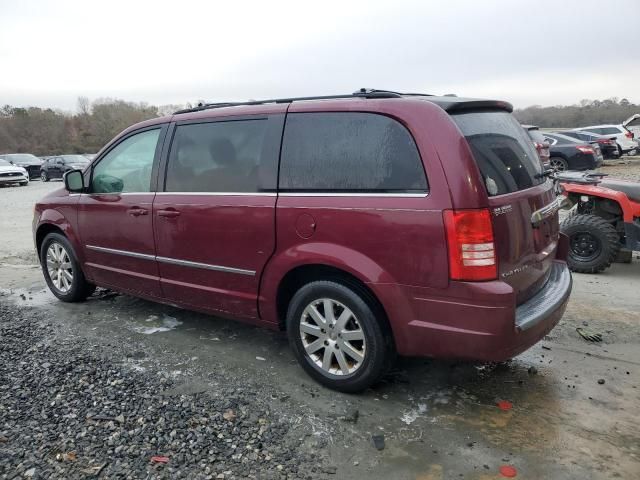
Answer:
0, 98, 184, 156
1, 96, 638, 156
514, 97, 638, 128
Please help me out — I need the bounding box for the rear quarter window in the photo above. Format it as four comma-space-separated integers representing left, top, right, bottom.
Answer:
452, 111, 544, 196
279, 112, 427, 192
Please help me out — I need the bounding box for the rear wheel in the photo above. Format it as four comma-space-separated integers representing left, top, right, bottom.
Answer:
40, 233, 95, 301
41, 171, 49, 182
560, 214, 620, 273
286, 280, 391, 393
550, 157, 569, 172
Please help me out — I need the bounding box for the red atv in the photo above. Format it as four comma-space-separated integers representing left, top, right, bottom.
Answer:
555, 171, 640, 273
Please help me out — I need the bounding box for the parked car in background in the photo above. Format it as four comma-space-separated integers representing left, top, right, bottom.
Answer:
0, 159, 29, 186
33, 90, 572, 392
623, 114, 640, 146
574, 124, 636, 156
557, 130, 619, 159
0, 153, 43, 179
542, 133, 603, 172
40, 155, 90, 182
522, 125, 550, 167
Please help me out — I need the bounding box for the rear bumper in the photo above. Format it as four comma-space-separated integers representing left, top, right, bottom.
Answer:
378, 260, 571, 360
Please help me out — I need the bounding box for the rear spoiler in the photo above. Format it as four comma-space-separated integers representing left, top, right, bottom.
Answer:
425, 97, 513, 114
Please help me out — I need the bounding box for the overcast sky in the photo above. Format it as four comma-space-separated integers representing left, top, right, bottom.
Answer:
1, 0, 639, 111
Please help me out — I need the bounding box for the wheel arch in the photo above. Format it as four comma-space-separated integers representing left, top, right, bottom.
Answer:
35, 223, 65, 260
35, 210, 84, 265
274, 263, 392, 335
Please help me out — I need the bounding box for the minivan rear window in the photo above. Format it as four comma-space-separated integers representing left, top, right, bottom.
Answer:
452, 111, 544, 196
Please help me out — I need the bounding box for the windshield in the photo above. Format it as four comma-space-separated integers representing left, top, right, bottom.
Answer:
61, 155, 89, 164
527, 130, 546, 144
452, 110, 544, 196
547, 133, 581, 144
5, 154, 41, 163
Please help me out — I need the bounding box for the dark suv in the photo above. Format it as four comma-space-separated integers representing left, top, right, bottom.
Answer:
33, 89, 572, 392
40, 155, 90, 181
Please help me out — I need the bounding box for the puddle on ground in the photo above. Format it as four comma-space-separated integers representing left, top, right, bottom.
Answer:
129, 313, 182, 335
0, 285, 55, 307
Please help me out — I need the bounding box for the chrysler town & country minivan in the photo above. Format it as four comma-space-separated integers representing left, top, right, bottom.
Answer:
33, 89, 572, 392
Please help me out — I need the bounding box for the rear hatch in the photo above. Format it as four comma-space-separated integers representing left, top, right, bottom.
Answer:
452, 111, 560, 304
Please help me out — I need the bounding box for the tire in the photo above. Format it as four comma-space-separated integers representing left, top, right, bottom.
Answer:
286, 280, 392, 393
41, 171, 49, 182
560, 214, 621, 274
19, 181, 28, 186
550, 157, 569, 172
617, 144, 624, 157
40, 233, 95, 302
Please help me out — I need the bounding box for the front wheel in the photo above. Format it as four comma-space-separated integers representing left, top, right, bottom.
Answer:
560, 214, 621, 273
286, 280, 392, 393
40, 233, 95, 302
41, 171, 49, 182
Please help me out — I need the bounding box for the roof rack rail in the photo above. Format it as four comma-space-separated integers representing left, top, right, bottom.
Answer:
173, 88, 432, 114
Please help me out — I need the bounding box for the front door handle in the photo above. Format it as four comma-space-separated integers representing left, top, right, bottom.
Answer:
127, 207, 148, 217
157, 209, 181, 218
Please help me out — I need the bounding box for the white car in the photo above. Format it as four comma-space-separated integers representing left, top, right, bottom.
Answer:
623, 114, 640, 148
0, 159, 29, 186
573, 124, 636, 155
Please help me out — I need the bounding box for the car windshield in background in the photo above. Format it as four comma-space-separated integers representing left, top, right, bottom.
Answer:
5, 154, 41, 163
452, 111, 544, 196
547, 133, 582, 144
0, 159, 11, 167
527, 130, 546, 144
62, 155, 89, 163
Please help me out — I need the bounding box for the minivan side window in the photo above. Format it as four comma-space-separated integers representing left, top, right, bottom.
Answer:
165, 118, 275, 193
91, 129, 160, 194
599, 127, 621, 135
279, 112, 427, 192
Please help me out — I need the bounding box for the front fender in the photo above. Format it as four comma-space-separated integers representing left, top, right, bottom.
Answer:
35, 206, 84, 265
561, 183, 636, 221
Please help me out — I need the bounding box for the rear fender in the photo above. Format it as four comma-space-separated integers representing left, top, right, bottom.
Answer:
561, 183, 639, 221
258, 243, 411, 335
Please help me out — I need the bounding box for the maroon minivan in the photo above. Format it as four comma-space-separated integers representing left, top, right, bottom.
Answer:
33, 89, 572, 392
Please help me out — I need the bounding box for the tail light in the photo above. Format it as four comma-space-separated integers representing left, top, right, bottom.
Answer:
443, 209, 497, 281
576, 146, 594, 154
625, 131, 633, 139
596, 139, 612, 145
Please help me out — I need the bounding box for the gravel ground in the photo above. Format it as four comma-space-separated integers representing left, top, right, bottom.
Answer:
0, 302, 322, 479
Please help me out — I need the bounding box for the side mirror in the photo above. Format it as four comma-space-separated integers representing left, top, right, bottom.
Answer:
64, 170, 84, 193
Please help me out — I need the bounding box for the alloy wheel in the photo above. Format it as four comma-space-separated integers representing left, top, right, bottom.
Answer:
550, 158, 567, 172
299, 298, 366, 376
46, 242, 74, 293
